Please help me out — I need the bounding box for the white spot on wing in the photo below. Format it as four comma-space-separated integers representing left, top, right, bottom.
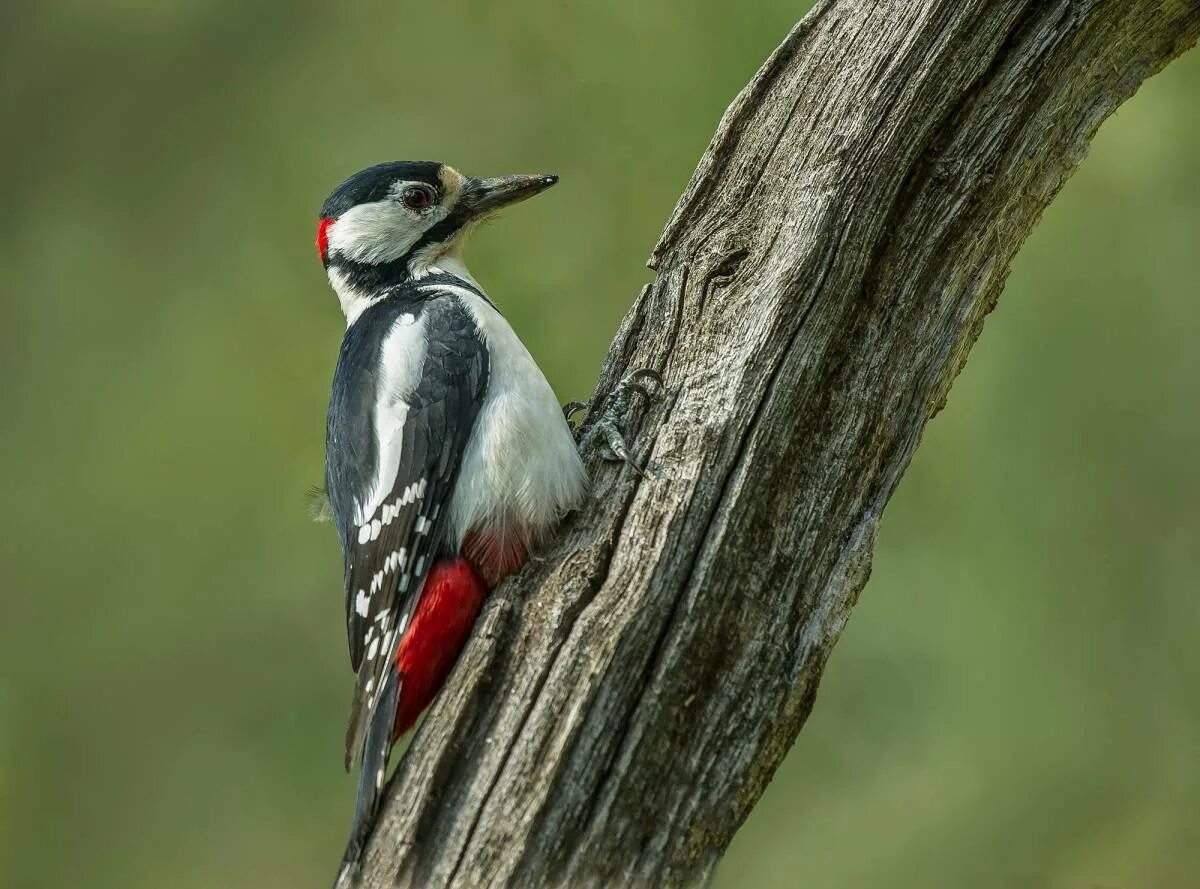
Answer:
357, 524, 371, 545
355, 589, 370, 617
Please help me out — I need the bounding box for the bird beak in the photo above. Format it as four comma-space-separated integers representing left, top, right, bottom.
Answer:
462, 173, 558, 218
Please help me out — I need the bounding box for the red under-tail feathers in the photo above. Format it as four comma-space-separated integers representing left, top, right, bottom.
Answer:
390, 530, 528, 736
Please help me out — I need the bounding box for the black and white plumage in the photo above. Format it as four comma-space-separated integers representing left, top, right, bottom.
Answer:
326, 289, 489, 763
317, 161, 587, 882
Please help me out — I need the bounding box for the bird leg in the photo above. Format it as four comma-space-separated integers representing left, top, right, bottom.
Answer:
568, 368, 663, 475
562, 400, 589, 426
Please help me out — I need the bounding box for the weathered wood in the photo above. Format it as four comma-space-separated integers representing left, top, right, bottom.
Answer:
353, 2, 1200, 886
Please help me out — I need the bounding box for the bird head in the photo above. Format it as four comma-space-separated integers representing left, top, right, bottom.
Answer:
316, 161, 557, 322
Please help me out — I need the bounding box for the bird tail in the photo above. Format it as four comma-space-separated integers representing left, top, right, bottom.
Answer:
334, 665, 401, 889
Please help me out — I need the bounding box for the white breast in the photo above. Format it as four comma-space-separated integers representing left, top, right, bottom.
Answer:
433, 280, 587, 547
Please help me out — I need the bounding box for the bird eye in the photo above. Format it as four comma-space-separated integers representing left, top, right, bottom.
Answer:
401, 187, 433, 210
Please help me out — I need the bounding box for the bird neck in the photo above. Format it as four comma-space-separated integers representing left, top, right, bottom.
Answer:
329, 247, 481, 327
416, 250, 483, 292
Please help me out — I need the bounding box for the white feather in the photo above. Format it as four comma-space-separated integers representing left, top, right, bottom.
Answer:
325, 185, 450, 265
354, 311, 427, 526
428, 275, 588, 546
328, 267, 373, 328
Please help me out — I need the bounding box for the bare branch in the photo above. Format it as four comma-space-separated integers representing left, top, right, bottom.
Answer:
353, 2, 1200, 886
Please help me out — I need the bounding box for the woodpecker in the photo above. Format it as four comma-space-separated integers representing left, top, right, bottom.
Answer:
317, 160, 607, 883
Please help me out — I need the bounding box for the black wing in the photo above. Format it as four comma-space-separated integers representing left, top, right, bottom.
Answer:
326, 290, 488, 769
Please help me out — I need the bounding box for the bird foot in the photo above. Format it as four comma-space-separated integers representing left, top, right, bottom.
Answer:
569, 369, 663, 475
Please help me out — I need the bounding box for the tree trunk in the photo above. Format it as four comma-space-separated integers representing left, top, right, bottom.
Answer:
352, 2, 1200, 886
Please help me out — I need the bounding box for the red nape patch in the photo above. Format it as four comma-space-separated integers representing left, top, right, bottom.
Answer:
316, 217, 333, 263
392, 558, 487, 738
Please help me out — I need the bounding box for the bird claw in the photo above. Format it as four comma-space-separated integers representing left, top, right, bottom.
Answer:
562, 400, 589, 427
573, 368, 663, 475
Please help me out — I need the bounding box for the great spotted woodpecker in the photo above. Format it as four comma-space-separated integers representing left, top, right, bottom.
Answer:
317, 161, 654, 884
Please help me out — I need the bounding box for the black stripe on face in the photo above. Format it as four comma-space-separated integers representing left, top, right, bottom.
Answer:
321, 163, 480, 292
326, 204, 474, 293
408, 202, 474, 256
330, 254, 412, 294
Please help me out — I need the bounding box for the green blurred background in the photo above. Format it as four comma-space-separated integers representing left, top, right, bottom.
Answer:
2, 3, 1197, 888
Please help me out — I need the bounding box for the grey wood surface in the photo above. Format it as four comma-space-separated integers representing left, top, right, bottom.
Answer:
350, 2, 1200, 886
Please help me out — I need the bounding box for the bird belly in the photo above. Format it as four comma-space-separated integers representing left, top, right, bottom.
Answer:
447, 291, 587, 553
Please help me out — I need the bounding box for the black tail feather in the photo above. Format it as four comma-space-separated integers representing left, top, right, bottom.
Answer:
334, 667, 400, 888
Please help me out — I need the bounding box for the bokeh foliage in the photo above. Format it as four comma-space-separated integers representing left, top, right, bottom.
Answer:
1, 3, 1196, 888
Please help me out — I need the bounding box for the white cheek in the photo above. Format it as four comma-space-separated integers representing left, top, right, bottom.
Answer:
327, 202, 420, 263
327, 200, 450, 264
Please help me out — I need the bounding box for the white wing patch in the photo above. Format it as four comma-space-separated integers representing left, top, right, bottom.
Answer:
353, 314, 428, 528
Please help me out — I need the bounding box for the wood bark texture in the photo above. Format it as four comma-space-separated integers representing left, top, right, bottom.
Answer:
353, 2, 1200, 886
